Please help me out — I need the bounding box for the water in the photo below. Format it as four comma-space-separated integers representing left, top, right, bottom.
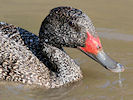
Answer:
118, 73, 123, 88
0, 0, 133, 100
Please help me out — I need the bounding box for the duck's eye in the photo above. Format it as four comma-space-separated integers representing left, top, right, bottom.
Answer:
68, 21, 74, 27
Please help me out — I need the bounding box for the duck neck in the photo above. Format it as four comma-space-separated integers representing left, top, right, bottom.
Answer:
40, 42, 83, 88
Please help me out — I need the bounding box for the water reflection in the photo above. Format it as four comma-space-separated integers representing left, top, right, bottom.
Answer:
0, 81, 83, 100
99, 77, 125, 89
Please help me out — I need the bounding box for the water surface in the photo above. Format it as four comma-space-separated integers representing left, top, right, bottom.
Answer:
0, 0, 133, 100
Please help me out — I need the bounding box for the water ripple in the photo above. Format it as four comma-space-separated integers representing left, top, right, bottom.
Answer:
97, 28, 133, 41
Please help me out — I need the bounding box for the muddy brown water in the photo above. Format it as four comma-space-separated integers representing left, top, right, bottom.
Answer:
0, 0, 133, 100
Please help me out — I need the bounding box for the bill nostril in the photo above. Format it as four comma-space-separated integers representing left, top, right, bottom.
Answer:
97, 45, 101, 49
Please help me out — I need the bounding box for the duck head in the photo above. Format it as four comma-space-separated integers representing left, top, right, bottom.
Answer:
39, 6, 124, 73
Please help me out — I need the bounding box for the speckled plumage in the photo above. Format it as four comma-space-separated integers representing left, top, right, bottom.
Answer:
0, 6, 96, 88
39, 7, 97, 48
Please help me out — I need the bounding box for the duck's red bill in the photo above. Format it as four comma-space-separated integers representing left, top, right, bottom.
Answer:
79, 48, 124, 73
79, 31, 124, 73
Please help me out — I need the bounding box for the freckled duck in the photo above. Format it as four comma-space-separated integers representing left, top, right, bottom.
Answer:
0, 6, 124, 88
